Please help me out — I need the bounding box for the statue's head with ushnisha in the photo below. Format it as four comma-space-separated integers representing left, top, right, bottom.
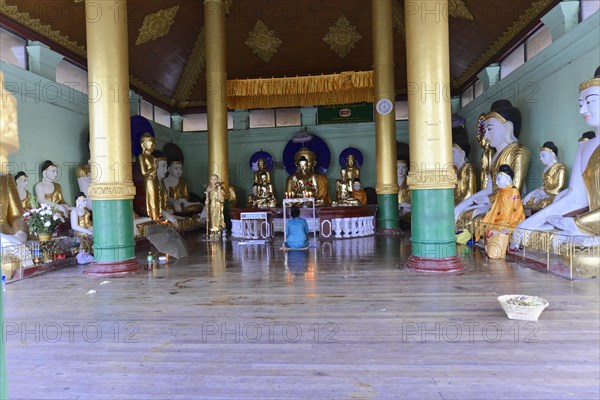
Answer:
294, 147, 317, 173
579, 66, 600, 131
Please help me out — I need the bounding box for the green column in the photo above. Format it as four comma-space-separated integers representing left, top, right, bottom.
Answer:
0, 269, 7, 399
92, 200, 135, 262
377, 193, 399, 229
410, 189, 456, 258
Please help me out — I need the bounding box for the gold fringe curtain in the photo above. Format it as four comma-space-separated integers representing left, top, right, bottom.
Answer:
227, 71, 374, 109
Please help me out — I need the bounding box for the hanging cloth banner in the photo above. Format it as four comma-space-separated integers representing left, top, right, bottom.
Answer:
227, 71, 374, 110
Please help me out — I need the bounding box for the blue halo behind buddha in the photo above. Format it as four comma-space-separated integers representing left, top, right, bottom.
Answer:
130, 115, 155, 156
249, 150, 274, 171
339, 147, 363, 169
282, 131, 331, 175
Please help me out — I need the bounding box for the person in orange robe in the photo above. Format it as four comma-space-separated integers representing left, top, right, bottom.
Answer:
476, 164, 525, 242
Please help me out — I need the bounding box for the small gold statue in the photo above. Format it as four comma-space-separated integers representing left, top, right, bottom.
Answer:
247, 171, 277, 208
138, 133, 161, 221
333, 169, 361, 206
163, 160, 202, 213
345, 153, 361, 181
205, 174, 226, 238
253, 158, 272, 184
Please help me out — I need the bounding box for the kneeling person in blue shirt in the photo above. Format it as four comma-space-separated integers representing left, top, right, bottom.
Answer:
285, 206, 309, 248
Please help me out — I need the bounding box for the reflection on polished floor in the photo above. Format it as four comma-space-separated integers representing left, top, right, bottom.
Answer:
4, 234, 599, 400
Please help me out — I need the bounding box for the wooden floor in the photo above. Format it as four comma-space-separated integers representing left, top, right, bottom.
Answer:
3, 234, 599, 400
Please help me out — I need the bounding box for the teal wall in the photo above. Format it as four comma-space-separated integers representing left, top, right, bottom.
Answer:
154, 121, 409, 203
2, 10, 598, 205
2, 62, 89, 205
457, 12, 600, 193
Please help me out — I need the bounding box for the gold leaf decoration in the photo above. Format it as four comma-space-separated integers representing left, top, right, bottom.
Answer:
136, 6, 179, 46
245, 20, 282, 63
323, 16, 362, 58
449, 0, 474, 20
174, 28, 206, 107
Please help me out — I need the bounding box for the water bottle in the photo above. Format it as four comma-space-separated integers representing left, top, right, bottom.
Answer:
2, 274, 6, 292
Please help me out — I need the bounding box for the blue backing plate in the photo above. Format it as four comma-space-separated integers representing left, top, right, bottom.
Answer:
130, 116, 155, 156
249, 151, 274, 171
338, 147, 363, 169
282, 133, 330, 175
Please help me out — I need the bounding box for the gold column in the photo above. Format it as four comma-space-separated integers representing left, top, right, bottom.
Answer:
372, 0, 399, 195
85, 0, 135, 200
405, 0, 456, 189
204, 0, 229, 188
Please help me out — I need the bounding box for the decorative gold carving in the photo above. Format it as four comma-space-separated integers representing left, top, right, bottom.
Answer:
88, 183, 136, 200
174, 28, 206, 107
245, 20, 282, 63
223, 0, 233, 15
0, 0, 86, 57
323, 16, 362, 58
135, 6, 179, 46
453, 0, 554, 88
407, 169, 457, 190
449, 0, 473, 20
375, 183, 400, 195
129, 76, 172, 106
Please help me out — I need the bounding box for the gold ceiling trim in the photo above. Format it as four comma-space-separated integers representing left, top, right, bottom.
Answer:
245, 20, 282, 63
323, 16, 362, 58
227, 70, 374, 109
173, 28, 206, 108
129, 76, 172, 106
135, 5, 180, 46
0, 0, 86, 57
453, 0, 554, 88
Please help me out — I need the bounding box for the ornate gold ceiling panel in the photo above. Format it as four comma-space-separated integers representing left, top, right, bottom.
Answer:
392, 0, 473, 35
323, 16, 362, 58
135, 6, 180, 46
452, 0, 555, 88
0, 0, 86, 57
173, 28, 206, 107
245, 20, 282, 63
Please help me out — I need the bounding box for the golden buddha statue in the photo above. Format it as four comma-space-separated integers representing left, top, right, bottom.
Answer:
205, 174, 226, 238
477, 114, 496, 191
333, 169, 361, 206
397, 160, 411, 207
247, 171, 277, 208
155, 156, 181, 224
138, 133, 161, 221
14, 171, 37, 211
455, 101, 530, 225
522, 141, 567, 210
345, 153, 360, 181
163, 160, 202, 213
518, 68, 600, 237
253, 158, 272, 184
34, 160, 70, 218
452, 139, 476, 205
285, 147, 330, 206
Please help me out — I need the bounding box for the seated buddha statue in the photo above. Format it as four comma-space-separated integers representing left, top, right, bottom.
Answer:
522, 141, 566, 211
15, 171, 37, 211
475, 165, 526, 242
75, 162, 92, 211
253, 158, 272, 185
351, 179, 367, 206
397, 160, 411, 210
155, 156, 182, 224
333, 169, 361, 206
345, 153, 361, 181
517, 67, 600, 237
452, 134, 476, 205
162, 160, 202, 213
285, 147, 331, 206
34, 160, 70, 218
247, 171, 277, 208
70, 192, 93, 253
477, 113, 496, 191
454, 101, 530, 224
138, 134, 161, 221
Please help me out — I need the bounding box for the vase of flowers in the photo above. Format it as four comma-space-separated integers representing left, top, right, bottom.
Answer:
23, 203, 65, 242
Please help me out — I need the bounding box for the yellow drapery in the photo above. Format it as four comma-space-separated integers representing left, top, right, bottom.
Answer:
227, 71, 374, 109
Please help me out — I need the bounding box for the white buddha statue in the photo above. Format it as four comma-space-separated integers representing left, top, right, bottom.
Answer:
75, 161, 92, 211
155, 156, 182, 224
162, 160, 202, 213
397, 160, 411, 211
517, 67, 600, 237
14, 171, 37, 211
34, 160, 70, 218
522, 141, 566, 211
455, 102, 530, 224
